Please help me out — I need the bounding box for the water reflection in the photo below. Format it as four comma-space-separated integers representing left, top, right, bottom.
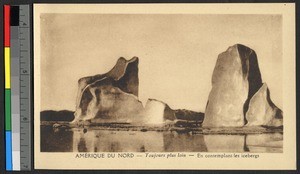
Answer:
40, 125, 283, 153
245, 133, 283, 153
72, 130, 165, 152
41, 126, 73, 152
163, 132, 207, 152
203, 135, 245, 152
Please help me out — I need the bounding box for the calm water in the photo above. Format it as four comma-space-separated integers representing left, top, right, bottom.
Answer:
41, 125, 283, 153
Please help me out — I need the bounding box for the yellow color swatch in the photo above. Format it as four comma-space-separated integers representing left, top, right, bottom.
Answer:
5, 47, 10, 89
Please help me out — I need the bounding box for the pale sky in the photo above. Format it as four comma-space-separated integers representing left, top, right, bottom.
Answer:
40, 14, 282, 112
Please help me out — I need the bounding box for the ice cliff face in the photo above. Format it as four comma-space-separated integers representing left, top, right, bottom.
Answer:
72, 57, 203, 125
203, 44, 282, 127
245, 83, 283, 127
72, 57, 141, 123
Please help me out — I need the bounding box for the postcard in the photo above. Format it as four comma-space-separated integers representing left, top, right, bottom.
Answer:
34, 3, 296, 170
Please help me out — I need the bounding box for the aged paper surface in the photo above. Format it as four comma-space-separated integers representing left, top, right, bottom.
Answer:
34, 3, 296, 169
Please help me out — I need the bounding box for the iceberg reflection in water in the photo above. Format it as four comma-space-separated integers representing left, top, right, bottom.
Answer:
41, 125, 283, 153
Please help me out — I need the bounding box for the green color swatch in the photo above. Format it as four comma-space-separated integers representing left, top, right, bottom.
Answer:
5, 89, 11, 131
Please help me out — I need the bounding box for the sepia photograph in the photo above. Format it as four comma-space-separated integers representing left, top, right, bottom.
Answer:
34, 4, 296, 170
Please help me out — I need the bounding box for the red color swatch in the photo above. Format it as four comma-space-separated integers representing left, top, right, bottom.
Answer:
4, 5, 10, 47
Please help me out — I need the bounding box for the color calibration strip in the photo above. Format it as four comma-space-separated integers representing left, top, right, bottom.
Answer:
19, 5, 32, 170
4, 5, 31, 171
4, 5, 12, 171
11, 5, 21, 170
